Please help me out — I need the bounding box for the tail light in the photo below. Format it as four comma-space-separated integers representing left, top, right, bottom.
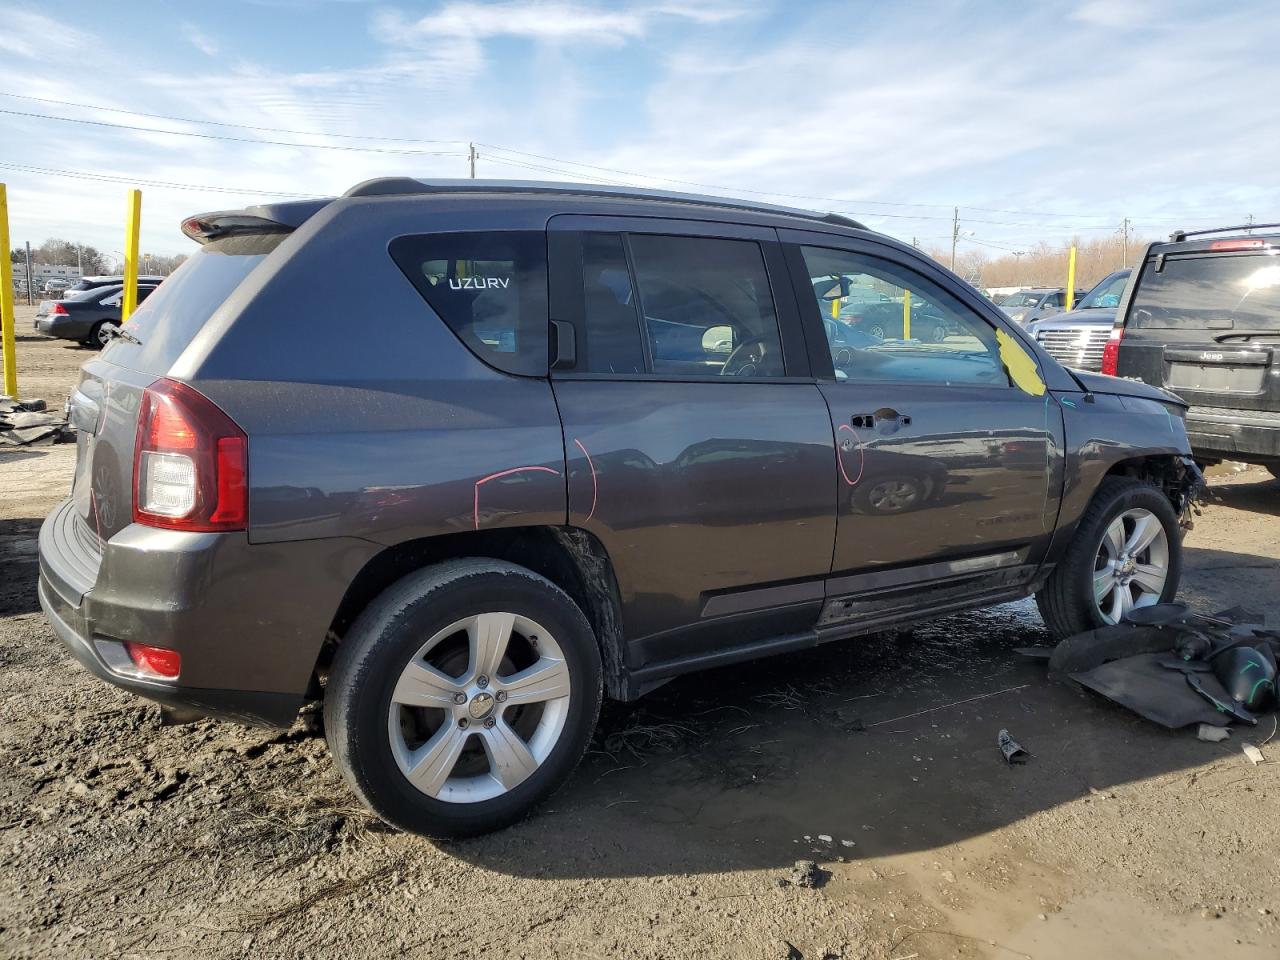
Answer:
1101, 323, 1124, 376
133, 378, 247, 531
50, 303, 68, 316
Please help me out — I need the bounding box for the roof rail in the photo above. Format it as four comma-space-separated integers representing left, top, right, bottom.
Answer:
343, 177, 868, 230
1169, 223, 1280, 242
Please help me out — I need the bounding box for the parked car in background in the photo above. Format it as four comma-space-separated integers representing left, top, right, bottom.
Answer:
41, 278, 72, 297
39, 179, 1200, 839
67, 274, 166, 294
999, 287, 1084, 326
1110, 226, 1280, 479
1027, 270, 1131, 372
33, 282, 159, 347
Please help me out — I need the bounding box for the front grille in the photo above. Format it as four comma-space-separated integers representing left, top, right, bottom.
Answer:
1035, 326, 1109, 371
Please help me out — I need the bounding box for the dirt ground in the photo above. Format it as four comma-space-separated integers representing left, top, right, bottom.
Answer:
2, 312, 1279, 960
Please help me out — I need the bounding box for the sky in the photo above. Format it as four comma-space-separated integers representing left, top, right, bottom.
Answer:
1, 0, 1278, 262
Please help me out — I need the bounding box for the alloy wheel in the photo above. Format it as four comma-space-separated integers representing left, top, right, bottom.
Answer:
387, 612, 571, 804
1092, 507, 1169, 624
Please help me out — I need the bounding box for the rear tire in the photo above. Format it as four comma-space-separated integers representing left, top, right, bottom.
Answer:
83, 321, 107, 349
1036, 477, 1182, 638
324, 559, 602, 838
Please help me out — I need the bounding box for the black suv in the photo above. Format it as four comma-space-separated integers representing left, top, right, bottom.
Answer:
39, 179, 1200, 837
1109, 225, 1280, 478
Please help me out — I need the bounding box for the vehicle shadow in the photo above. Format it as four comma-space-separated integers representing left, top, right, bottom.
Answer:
445, 546, 1278, 879
1207, 473, 1280, 518
0, 517, 42, 617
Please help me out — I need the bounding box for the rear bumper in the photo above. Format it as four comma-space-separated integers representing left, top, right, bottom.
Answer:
1185, 406, 1280, 463
38, 574, 304, 726
34, 316, 92, 340
38, 497, 379, 727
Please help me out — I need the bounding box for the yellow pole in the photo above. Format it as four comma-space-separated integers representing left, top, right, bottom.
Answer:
902, 289, 911, 339
1065, 245, 1077, 311
0, 184, 17, 397
121, 189, 142, 323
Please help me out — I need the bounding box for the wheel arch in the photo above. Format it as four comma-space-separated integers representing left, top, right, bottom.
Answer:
316, 525, 629, 701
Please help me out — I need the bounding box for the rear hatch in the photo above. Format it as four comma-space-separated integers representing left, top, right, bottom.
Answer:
1116, 239, 1280, 418
62, 232, 288, 593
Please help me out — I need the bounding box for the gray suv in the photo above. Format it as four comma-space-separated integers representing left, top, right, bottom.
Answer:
39, 179, 1201, 837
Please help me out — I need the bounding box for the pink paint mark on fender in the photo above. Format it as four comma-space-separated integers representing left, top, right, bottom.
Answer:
836, 424, 865, 486
573, 438, 599, 523
473, 465, 561, 530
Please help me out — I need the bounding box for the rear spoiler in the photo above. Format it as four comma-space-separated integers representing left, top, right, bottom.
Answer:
181, 198, 332, 244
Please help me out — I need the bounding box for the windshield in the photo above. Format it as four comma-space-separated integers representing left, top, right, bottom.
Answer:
1000, 291, 1043, 307
1077, 272, 1129, 310
1130, 252, 1280, 331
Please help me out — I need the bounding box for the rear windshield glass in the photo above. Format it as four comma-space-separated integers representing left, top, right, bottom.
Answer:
1000, 291, 1044, 307
105, 233, 286, 372
389, 231, 547, 377
1130, 252, 1280, 331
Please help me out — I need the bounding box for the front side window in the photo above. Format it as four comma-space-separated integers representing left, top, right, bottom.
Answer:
627, 234, 785, 378
390, 231, 548, 376
799, 245, 1014, 387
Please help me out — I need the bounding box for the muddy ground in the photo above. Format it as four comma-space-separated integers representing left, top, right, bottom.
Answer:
2, 314, 1279, 960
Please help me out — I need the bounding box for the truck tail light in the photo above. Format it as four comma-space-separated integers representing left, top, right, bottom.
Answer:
1100, 323, 1124, 376
133, 378, 247, 531
124, 641, 182, 679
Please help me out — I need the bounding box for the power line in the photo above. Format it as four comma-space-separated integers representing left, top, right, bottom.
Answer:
0, 107, 469, 156
0, 90, 464, 144
0, 92, 1238, 227
0, 160, 320, 198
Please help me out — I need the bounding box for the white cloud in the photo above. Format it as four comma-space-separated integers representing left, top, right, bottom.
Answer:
375, 0, 747, 47
182, 24, 220, 57
0, 7, 89, 57
1071, 0, 1161, 29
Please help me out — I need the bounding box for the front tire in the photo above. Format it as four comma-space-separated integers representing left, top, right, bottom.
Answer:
324, 559, 603, 838
1036, 477, 1181, 638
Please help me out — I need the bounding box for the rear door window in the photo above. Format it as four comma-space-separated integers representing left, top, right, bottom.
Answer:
1130, 252, 1280, 332
390, 231, 548, 376
627, 234, 785, 378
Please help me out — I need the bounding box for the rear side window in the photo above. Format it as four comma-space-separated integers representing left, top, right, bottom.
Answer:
1131, 252, 1280, 332
107, 232, 285, 373
390, 232, 548, 376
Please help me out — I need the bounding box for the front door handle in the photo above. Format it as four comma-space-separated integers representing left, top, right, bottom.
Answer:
852, 409, 912, 429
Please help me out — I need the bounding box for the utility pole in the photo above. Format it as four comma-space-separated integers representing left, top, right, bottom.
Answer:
950, 206, 959, 272
911, 236, 918, 248
76, 243, 82, 275
1013, 250, 1025, 286
468, 143, 477, 179
1121, 217, 1131, 269
1246, 213, 1255, 235
24, 241, 32, 306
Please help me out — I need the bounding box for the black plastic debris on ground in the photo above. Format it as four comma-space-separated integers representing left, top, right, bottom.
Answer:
0, 396, 74, 447
1039, 603, 1280, 730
